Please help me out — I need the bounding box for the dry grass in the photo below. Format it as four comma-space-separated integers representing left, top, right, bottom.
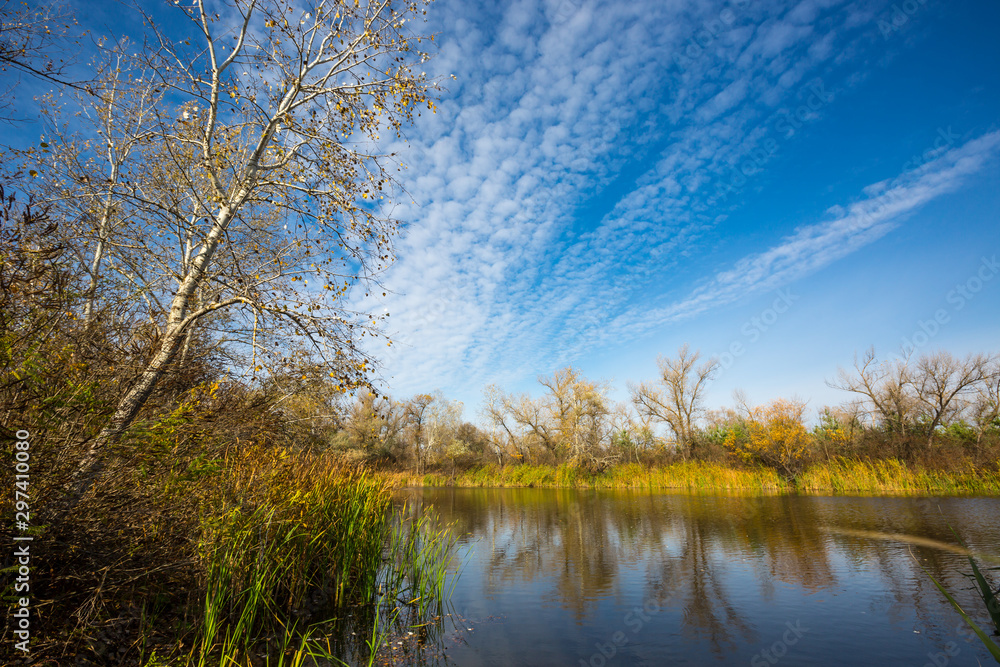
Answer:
797, 457, 1000, 494
409, 459, 1000, 495
1, 426, 456, 666
410, 461, 790, 491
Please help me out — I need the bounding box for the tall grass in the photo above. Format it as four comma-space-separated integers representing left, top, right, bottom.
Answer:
382, 508, 458, 617
600, 461, 788, 491
409, 459, 1000, 494
797, 457, 1000, 494
186, 448, 457, 666
412, 461, 790, 491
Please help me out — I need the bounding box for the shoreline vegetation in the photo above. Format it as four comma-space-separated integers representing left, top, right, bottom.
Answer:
3, 0, 997, 664
4, 153, 999, 667
398, 459, 1000, 495
6, 435, 459, 666
1, 0, 455, 661
4, 254, 998, 667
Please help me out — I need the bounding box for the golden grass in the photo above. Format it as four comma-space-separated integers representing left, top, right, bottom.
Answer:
408, 461, 790, 491
797, 457, 1000, 494
407, 458, 1000, 495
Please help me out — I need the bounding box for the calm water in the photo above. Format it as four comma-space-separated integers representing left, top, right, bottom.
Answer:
390, 488, 1000, 666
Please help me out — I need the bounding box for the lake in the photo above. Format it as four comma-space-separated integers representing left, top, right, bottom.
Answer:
389, 487, 1000, 666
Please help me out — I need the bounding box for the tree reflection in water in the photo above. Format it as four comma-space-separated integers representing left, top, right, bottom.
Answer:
397, 488, 1000, 665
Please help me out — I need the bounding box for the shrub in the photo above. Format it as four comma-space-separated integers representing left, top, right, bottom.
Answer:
723, 399, 812, 477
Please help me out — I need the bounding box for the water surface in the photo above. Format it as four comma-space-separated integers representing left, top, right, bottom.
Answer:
396, 488, 1000, 666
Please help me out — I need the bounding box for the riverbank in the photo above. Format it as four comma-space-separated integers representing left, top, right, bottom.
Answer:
400, 458, 1000, 494
10, 439, 455, 666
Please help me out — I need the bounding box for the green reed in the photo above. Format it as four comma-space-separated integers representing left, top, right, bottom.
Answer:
182, 450, 456, 666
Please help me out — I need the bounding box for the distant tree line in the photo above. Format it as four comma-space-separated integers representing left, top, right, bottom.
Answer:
304, 345, 999, 478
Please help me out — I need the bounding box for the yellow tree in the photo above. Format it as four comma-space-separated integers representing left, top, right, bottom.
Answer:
480, 369, 611, 465
724, 398, 812, 477
538, 367, 610, 464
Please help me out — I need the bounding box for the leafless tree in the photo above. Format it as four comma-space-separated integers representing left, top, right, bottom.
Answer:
971, 357, 1000, 443
608, 403, 656, 463
829, 348, 917, 437
403, 392, 433, 474
508, 392, 558, 459
628, 344, 718, 458
423, 392, 463, 466
911, 351, 993, 447
481, 383, 528, 464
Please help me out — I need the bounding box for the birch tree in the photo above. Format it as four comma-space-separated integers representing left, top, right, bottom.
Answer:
22, 47, 164, 330
423, 391, 462, 465
51, 0, 436, 502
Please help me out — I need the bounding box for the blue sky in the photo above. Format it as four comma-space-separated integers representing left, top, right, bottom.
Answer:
356, 0, 1000, 420
9, 0, 998, 423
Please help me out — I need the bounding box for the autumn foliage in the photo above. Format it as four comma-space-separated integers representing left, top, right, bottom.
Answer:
722, 399, 812, 477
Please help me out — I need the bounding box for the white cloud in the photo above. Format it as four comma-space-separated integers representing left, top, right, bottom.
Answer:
352, 0, 989, 408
